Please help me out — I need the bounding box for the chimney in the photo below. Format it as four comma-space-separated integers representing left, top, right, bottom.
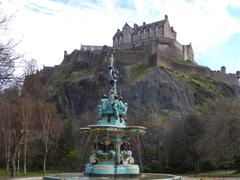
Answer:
165, 14, 168, 21
134, 23, 138, 29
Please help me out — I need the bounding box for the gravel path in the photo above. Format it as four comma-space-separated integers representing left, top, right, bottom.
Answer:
183, 177, 240, 180
10, 177, 42, 180
12, 176, 240, 180
9, 176, 240, 180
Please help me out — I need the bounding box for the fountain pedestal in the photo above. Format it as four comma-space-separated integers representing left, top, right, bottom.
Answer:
81, 124, 146, 176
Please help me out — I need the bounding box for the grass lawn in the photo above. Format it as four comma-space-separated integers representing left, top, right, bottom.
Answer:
0, 169, 63, 179
182, 170, 238, 178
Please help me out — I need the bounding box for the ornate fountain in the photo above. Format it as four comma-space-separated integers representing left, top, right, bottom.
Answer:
43, 54, 182, 180
80, 54, 146, 177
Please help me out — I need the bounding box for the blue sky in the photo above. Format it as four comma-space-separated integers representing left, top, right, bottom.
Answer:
2, 0, 240, 73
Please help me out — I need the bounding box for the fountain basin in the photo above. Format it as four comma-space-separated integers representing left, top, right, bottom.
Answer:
43, 173, 182, 180
80, 125, 146, 136
85, 164, 139, 175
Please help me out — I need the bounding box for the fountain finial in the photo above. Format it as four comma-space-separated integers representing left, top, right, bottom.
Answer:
108, 53, 118, 101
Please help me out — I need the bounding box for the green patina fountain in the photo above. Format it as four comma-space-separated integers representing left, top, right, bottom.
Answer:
80, 53, 146, 176
43, 54, 182, 180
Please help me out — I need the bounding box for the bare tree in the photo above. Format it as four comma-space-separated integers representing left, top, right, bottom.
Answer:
197, 97, 240, 168
0, 8, 20, 89
18, 96, 35, 174
36, 101, 62, 174
23, 59, 38, 76
18, 58, 39, 174
0, 94, 11, 172
0, 87, 25, 177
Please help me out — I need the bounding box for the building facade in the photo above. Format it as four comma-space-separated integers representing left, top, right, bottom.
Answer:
113, 15, 194, 62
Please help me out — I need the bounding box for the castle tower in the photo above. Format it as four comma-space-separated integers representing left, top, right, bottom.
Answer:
221, 66, 226, 73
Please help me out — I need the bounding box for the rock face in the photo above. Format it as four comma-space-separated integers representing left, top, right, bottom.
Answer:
35, 51, 240, 126
122, 67, 194, 124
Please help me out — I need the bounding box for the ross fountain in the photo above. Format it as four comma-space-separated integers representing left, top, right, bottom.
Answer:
80, 53, 146, 177
43, 54, 182, 180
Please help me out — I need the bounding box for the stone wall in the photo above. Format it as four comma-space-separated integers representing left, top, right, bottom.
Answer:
80, 45, 103, 51
154, 53, 239, 85
66, 49, 106, 68
65, 48, 238, 86
65, 48, 147, 69
114, 50, 148, 65
174, 40, 183, 52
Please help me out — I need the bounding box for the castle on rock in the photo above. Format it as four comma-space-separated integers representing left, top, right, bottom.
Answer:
112, 15, 194, 63
61, 15, 239, 85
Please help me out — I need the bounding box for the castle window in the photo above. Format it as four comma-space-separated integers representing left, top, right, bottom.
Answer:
143, 29, 146, 34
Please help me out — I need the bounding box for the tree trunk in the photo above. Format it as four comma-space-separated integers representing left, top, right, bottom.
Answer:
43, 152, 47, 174
11, 158, 16, 177
24, 137, 27, 174
17, 146, 21, 176
11, 146, 18, 177
11, 133, 24, 177
155, 141, 159, 161
43, 142, 50, 174
7, 132, 11, 172
3, 129, 10, 172
6, 104, 11, 172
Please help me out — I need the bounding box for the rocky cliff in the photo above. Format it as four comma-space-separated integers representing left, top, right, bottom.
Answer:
36, 51, 240, 126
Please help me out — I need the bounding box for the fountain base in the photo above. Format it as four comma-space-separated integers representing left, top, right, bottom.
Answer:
85, 164, 139, 176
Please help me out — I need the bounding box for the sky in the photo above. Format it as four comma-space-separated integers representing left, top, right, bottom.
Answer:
1, 0, 240, 73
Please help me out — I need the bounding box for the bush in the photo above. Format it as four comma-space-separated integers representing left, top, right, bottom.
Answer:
199, 159, 217, 171
144, 160, 172, 173
66, 150, 82, 170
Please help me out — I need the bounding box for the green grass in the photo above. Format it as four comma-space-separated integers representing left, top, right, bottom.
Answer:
173, 71, 223, 95
127, 63, 150, 82
0, 169, 63, 179
0, 169, 10, 179
175, 59, 195, 66
182, 170, 238, 177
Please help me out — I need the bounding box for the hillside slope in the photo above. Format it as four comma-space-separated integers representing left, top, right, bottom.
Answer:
36, 52, 240, 126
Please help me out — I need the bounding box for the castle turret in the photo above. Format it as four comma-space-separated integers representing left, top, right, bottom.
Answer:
64, 50, 68, 59
221, 66, 226, 73
165, 14, 168, 21
236, 71, 240, 79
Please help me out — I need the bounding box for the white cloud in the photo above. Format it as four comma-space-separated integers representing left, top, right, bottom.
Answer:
1, 0, 240, 72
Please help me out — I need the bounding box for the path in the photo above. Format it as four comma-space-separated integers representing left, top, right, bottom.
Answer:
10, 177, 42, 180
8, 175, 240, 180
